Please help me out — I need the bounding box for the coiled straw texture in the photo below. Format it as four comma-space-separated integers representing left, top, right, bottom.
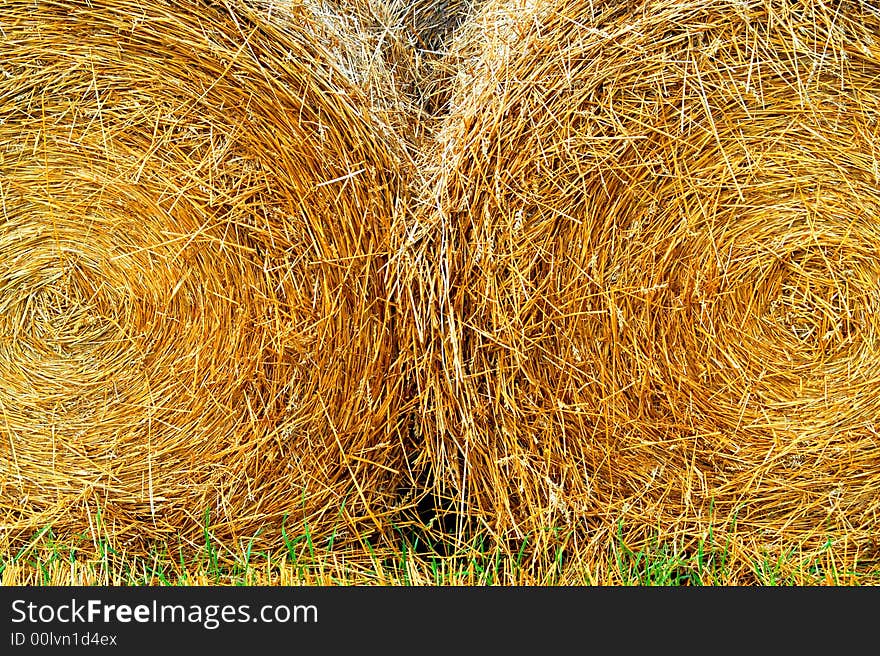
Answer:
0, 0, 412, 555
399, 0, 880, 560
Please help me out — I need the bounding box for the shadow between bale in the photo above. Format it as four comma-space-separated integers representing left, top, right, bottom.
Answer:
396, 0, 880, 564
0, 0, 416, 558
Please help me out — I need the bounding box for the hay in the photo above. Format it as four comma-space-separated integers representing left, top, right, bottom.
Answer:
399, 0, 880, 560
305, 0, 479, 141
387, 0, 478, 119
388, 0, 474, 54
247, 0, 420, 138
0, 0, 413, 555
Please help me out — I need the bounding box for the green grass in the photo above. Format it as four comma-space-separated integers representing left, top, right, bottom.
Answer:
3, 513, 878, 586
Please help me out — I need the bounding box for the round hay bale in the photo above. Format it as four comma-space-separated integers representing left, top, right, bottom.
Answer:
401, 0, 880, 560
0, 0, 412, 555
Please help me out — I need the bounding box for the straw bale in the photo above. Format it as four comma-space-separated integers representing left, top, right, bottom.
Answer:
399, 0, 880, 559
0, 0, 413, 555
